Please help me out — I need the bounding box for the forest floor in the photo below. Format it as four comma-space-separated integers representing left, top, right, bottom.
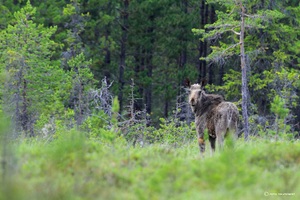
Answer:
1, 132, 300, 200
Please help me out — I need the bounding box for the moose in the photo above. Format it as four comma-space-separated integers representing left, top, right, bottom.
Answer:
187, 80, 239, 156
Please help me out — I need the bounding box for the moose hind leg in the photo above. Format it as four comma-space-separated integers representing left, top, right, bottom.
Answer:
216, 133, 225, 152
209, 135, 216, 156
217, 132, 225, 151
215, 123, 226, 152
209, 136, 216, 151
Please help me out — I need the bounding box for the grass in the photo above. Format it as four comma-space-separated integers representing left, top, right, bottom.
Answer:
1, 131, 300, 200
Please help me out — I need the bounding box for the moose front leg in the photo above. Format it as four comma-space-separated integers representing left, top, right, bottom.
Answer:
195, 117, 207, 157
196, 125, 205, 157
198, 136, 205, 155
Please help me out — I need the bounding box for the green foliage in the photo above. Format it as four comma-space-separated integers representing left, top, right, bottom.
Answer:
81, 110, 116, 142
271, 95, 289, 119
209, 69, 241, 100
154, 118, 195, 145
111, 96, 120, 126
270, 95, 292, 138
193, 0, 300, 137
122, 122, 155, 146
1, 135, 300, 200
0, 1, 67, 135
0, 0, 299, 153
0, 4, 12, 29
122, 117, 196, 147
0, 108, 10, 139
68, 52, 94, 88
63, 3, 76, 16
112, 96, 120, 114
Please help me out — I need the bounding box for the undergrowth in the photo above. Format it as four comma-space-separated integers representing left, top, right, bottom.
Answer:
1, 110, 299, 200
1, 128, 300, 200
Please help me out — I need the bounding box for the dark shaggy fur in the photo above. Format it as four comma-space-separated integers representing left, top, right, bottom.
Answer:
188, 83, 239, 155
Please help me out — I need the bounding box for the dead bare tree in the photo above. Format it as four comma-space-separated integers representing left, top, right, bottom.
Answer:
88, 77, 114, 128
174, 86, 194, 125
119, 79, 149, 146
239, 2, 249, 140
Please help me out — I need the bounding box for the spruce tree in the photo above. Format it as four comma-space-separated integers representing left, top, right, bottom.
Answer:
0, 1, 62, 136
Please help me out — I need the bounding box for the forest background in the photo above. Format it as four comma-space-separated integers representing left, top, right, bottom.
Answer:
0, 0, 299, 138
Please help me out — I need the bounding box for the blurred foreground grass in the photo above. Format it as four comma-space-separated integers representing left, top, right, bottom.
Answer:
1, 128, 300, 200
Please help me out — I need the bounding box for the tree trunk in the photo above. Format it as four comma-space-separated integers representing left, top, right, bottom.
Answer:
134, 47, 144, 113
164, 97, 169, 118
219, 63, 224, 85
176, 0, 188, 119
181, 0, 187, 76
21, 79, 29, 135
118, 0, 129, 114
209, 5, 216, 84
198, 0, 206, 82
204, 3, 209, 82
145, 58, 152, 116
103, 1, 112, 80
104, 29, 111, 68
21, 79, 34, 137
145, 14, 154, 118
240, 3, 250, 140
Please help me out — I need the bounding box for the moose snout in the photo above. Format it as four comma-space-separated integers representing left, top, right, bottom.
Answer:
190, 98, 195, 106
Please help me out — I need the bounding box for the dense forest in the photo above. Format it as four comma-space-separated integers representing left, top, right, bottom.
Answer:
1, 1, 300, 199
0, 0, 299, 138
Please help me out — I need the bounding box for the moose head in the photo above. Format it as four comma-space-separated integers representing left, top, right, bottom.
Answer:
187, 79, 208, 113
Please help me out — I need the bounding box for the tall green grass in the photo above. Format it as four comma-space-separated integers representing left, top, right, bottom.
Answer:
1, 128, 300, 200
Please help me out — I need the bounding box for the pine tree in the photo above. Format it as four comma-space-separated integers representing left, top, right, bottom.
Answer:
0, 1, 62, 136
63, 0, 96, 126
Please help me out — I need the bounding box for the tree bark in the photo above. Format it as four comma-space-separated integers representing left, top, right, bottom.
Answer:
118, 0, 129, 114
134, 47, 144, 113
181, 0, 187, 75
176, 0, 188, 119
145, 14, 154, 118
239, 3, 250, 140
103, 1, 112, 80
21, 79, 29, 135
209, 5, 216, 84
198, 0, 206, 82
164, 98, 169, 118
145, 59, 152, 116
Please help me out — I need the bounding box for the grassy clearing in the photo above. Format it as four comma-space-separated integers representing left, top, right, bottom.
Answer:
1, 131, 300, 200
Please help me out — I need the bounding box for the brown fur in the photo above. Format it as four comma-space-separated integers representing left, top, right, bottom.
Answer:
188, 83, 239, 155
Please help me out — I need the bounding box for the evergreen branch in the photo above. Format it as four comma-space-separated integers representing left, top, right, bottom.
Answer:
222, 43, 240, 55
231, 28, 240, 35
206, 24, 236, 29
244, 13, 260, 18
203, 25, 240, 41
205, 43, 239, 64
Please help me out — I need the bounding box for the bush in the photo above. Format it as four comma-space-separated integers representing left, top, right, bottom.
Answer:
122, 118, 195, 146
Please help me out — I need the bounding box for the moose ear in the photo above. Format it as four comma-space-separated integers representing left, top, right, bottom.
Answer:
200, 79, 207, 89
184, 78, 191, 88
